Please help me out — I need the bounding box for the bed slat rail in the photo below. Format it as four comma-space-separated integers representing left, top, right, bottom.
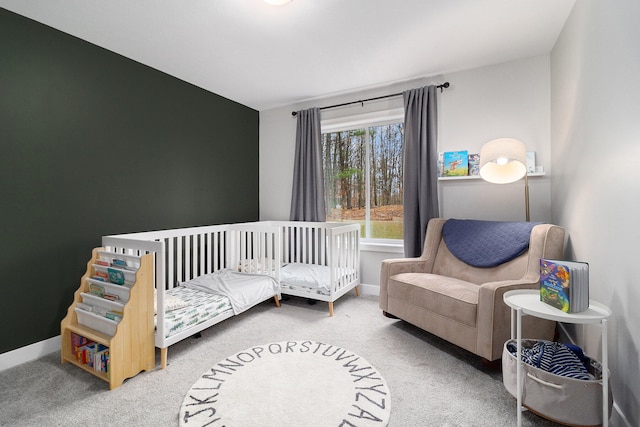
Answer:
102, 221, 357, 354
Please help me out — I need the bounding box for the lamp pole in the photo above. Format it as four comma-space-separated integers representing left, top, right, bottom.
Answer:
524, 173, 530, 222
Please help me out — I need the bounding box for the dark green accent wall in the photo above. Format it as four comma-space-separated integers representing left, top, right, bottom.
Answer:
0, 9, 259, 354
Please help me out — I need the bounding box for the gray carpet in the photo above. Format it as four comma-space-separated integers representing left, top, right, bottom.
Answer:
0, 294, 561, 426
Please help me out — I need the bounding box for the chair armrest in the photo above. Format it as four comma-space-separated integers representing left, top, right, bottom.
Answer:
476, 279, 541, 360
379, 257, 431, 311
379, 218, 445, 311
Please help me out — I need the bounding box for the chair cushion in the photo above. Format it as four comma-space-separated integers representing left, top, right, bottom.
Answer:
442, 219, 540, 267
388, 273, 479, 327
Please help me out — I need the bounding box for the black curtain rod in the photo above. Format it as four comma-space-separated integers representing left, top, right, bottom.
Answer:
291, 82, 449, 116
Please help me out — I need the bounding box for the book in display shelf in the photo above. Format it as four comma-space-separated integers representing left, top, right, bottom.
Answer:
468, 153, 480, 176
60, 247, 154, 389
441, 150, 469, 177
539, 258, 589, 313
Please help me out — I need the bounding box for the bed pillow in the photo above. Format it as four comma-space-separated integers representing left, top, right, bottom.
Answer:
153, 289, 189, 314
238, 258, 279, 272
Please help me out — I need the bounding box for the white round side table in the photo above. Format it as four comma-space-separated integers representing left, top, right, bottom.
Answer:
503, 289, 612, 427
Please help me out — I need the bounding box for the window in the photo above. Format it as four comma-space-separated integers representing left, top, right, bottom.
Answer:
321, 112, 404, 241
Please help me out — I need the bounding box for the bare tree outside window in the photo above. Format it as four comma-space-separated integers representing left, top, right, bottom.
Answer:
322, 122, 404, 240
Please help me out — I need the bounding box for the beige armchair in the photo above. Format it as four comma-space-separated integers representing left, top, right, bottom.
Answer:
379, 218, 565, 361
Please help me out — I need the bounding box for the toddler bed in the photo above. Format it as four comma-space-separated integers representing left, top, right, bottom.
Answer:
102, 222, 282, 369
101, 221, 360, 367
268, 221, 360, 316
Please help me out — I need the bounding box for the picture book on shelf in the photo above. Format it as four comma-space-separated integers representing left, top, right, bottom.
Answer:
468, 153, 480, 176
103, 293, 120, 302
94, 347, 110, 374
76, 302, 93, 312
94, 270, 109, 281
111, 258, 128, 268
539, 258, 589, 313
71, 333, 93, 355
110, 258, 137, 271
526, 151, 536, 174
107, 268, 126, 285
442, 150, 469, 177
437, 152, 444, 177
89, 282, 105, 298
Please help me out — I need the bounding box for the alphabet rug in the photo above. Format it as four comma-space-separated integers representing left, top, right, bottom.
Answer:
179, 340, 391, 426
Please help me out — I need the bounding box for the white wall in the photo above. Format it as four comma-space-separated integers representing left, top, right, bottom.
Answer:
551, 1, 640, 425
260, 55, 553, 288
438, 56, 552, 222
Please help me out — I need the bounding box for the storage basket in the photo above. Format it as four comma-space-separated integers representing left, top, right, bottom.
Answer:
502, 339, 612, 426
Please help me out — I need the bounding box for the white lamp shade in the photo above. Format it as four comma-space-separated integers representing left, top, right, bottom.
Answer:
479, 138, 527, 184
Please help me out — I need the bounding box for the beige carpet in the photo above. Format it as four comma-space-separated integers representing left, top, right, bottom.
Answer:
180, 340, 390, 426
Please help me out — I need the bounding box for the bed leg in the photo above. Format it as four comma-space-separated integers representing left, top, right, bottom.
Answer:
161, 347, 168, 369
274, 295, 281, 307
328, 302, 334, 317
355, 285, 360, 297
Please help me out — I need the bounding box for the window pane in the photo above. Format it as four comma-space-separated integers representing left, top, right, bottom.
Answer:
322, 121, 403, 240
322, 129, 366, 236
370, 123, 403, 240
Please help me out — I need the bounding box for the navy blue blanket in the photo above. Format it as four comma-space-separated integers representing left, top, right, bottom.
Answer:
442, 219, 540, 268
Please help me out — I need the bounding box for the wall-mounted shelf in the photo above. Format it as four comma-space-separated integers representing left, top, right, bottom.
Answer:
438, 172, 545, 181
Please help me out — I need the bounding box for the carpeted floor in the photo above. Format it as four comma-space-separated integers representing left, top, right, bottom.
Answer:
1, 294, 562, 426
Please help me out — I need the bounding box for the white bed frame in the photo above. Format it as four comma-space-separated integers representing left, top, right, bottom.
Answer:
268, 221, 360, 316
101, 221, 359, 368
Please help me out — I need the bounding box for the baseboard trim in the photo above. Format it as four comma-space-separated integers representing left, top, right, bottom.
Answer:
0, 336, 61, 372
358, 283, 380, 296
611, 402, 632, 427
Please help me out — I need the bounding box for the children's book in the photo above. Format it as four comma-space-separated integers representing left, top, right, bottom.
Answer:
539, 259, 589, 313
107, 268, 126, 285
94, 270, 109, 281
468, 153, 480, 176
442, 151, 469, 176
71, 333, 93, 358
94, 347, 109, 373
526, 151, 536, 174
89, 282, 105, 298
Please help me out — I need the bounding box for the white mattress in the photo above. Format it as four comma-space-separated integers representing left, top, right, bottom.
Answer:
279, 263, 356, 297
156, 287, 232, 339
280, 263, 332, 293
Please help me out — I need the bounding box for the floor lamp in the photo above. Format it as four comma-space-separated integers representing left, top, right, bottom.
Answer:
479, 138, 530, 221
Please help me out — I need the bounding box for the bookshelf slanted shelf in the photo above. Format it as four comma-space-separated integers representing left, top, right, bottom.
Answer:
60, 247, 154, 389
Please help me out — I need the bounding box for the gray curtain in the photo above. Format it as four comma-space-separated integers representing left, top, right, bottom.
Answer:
289, 107, 326, 222
403, 86, 439, 257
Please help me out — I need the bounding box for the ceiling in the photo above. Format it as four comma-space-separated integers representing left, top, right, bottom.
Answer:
0, 0, 575, 111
